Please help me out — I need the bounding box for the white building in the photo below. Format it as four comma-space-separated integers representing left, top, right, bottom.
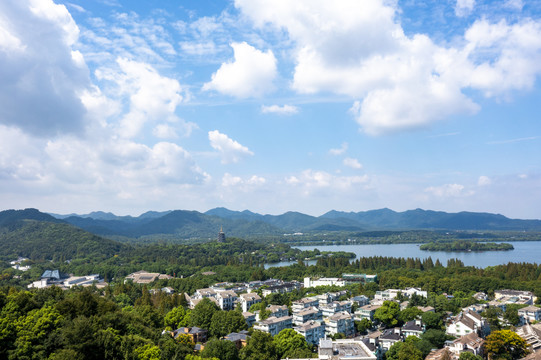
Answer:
63, 274, 104, 288
326, 311, 355, 337
293, 307, 322, 326
294, 320, 326, 345
319, 338, 377, 360
215, 290, 238, 311
446, 310, 488, 337
292, 296, 320, 312
254, 316, 293, 336
304, 277, 346, 288
519, 306, 541, 323
239, 292, 261, 312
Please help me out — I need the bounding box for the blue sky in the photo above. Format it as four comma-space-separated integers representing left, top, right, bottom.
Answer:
1, 0, 540, 218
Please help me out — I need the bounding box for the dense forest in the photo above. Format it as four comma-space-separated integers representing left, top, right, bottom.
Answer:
419, 240, 514, 252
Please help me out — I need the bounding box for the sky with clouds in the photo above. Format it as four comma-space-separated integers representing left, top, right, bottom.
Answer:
1, 0, 540, 218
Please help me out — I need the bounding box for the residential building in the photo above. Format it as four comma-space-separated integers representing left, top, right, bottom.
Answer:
402, 320, 424, 338
516, 323, 541, 353
351, 295, 370, 307
326, 311, 355, 337
215, 290, 238, 310
242, 312, 256, 328
224, 331, 250, 349
292, 296, 320, 312
193, 288, 217, 299
261, 281, 301, 297
239, 292, 261, 312
318, 338, 377, 360
320, 301, 352, 318
379, 328, 402, 352
447, 332, 484, 357
293, 307, 322, 325
354, 304, 381, 322
519, 306, 541, 323
446, 310, 488, 337
254, 316, 293, 336
173, 327, 208, 343
267, 304, 289, 318
294, 320, 326, 345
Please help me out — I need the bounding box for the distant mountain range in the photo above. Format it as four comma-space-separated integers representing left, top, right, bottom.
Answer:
1, 208, 540, 243
53, 207, 541, 238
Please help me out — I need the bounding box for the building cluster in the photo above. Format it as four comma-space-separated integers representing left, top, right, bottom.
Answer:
10, 257, 31, 271
27, 269, 106, 289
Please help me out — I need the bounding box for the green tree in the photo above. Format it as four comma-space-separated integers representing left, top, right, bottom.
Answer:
273, 329, 310, 358
398, 307, 423, 324
209, 310, 247, 338
397, 342, 423, 360
420, 329, 448, 348
190, 298, 220, 330
485, 329, 530, 360
421, 311, 443, 330
374, 301, 400, 327
134, 344, 161, 360
200, 338, 239, 360
164, 306, 190, 329
239, 330, 278, 360
458, 352, 483, 360
355, 318, 373, 335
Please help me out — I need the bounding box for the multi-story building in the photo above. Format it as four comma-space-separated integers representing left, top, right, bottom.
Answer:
239, 292, 262, 312
326, 311, 355, 337
292, 297, 320, 312
304, 277, 346, 288
354, 304, 381, 322
294, 320, 326, 345
293, 307, 322, 325
215, 290, 238, 310
519, 306, 541, 323
319, 338, 377, 360
254, 316, 293, 336
261, 281, 302, 297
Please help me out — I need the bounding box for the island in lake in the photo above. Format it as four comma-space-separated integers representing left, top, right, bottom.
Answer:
420, 240, 514, 252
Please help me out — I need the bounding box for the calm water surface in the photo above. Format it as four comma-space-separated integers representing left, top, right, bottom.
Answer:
266, 241, 541, 268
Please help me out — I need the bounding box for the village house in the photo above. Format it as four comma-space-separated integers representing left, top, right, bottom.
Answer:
402, 319, 424, 338
446, 310, 488, 337
447, 332, 485, 358
354, 304, 381, 322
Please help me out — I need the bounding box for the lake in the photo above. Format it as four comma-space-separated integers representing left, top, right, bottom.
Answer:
265, 241, 541, 268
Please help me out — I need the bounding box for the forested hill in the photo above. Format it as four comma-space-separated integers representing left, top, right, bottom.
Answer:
51, 207, 541, 240
0, 219, 126, 261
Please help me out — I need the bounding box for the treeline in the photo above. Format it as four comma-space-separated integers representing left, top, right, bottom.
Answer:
420, 240, 514, 252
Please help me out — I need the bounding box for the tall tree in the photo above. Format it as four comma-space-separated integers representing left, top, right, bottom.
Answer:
190, 298, 220, 330
239, 331, 278, 360
485, 329, 529, 360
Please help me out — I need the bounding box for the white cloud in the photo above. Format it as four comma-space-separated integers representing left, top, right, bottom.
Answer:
153, 124, 178, 139
455, 0, 475, 17
203, 42, 277, 98
329, 143, 348, 156
208, 130, 254, 164
222, 173, 266, 187
96, 57, 194, 138
261, 104, 299, 115
478, 175, 492, 186
0, 0, 91, 136
235, 0, 541, 135
504, 0, 523, 11
425, 183, 473, 198
343, 157, 363, 169
286, 169, 369, 192
180, 41, 217, 56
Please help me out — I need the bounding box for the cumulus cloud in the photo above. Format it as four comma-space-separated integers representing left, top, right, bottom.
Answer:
329, 143, 348, 156
455, 0, 475, 17
222, 173, 266, 187
203, 42, 277, 98
261, 104, 299, 115
208, 130, 254, 164
478, 175, 492, 186
425, 183, 473, 198
343, 157, 363, 169
96, 57, 194, 138
0, 0, 91, 136
235, 0, 541, 135
286, 169, 369, 192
